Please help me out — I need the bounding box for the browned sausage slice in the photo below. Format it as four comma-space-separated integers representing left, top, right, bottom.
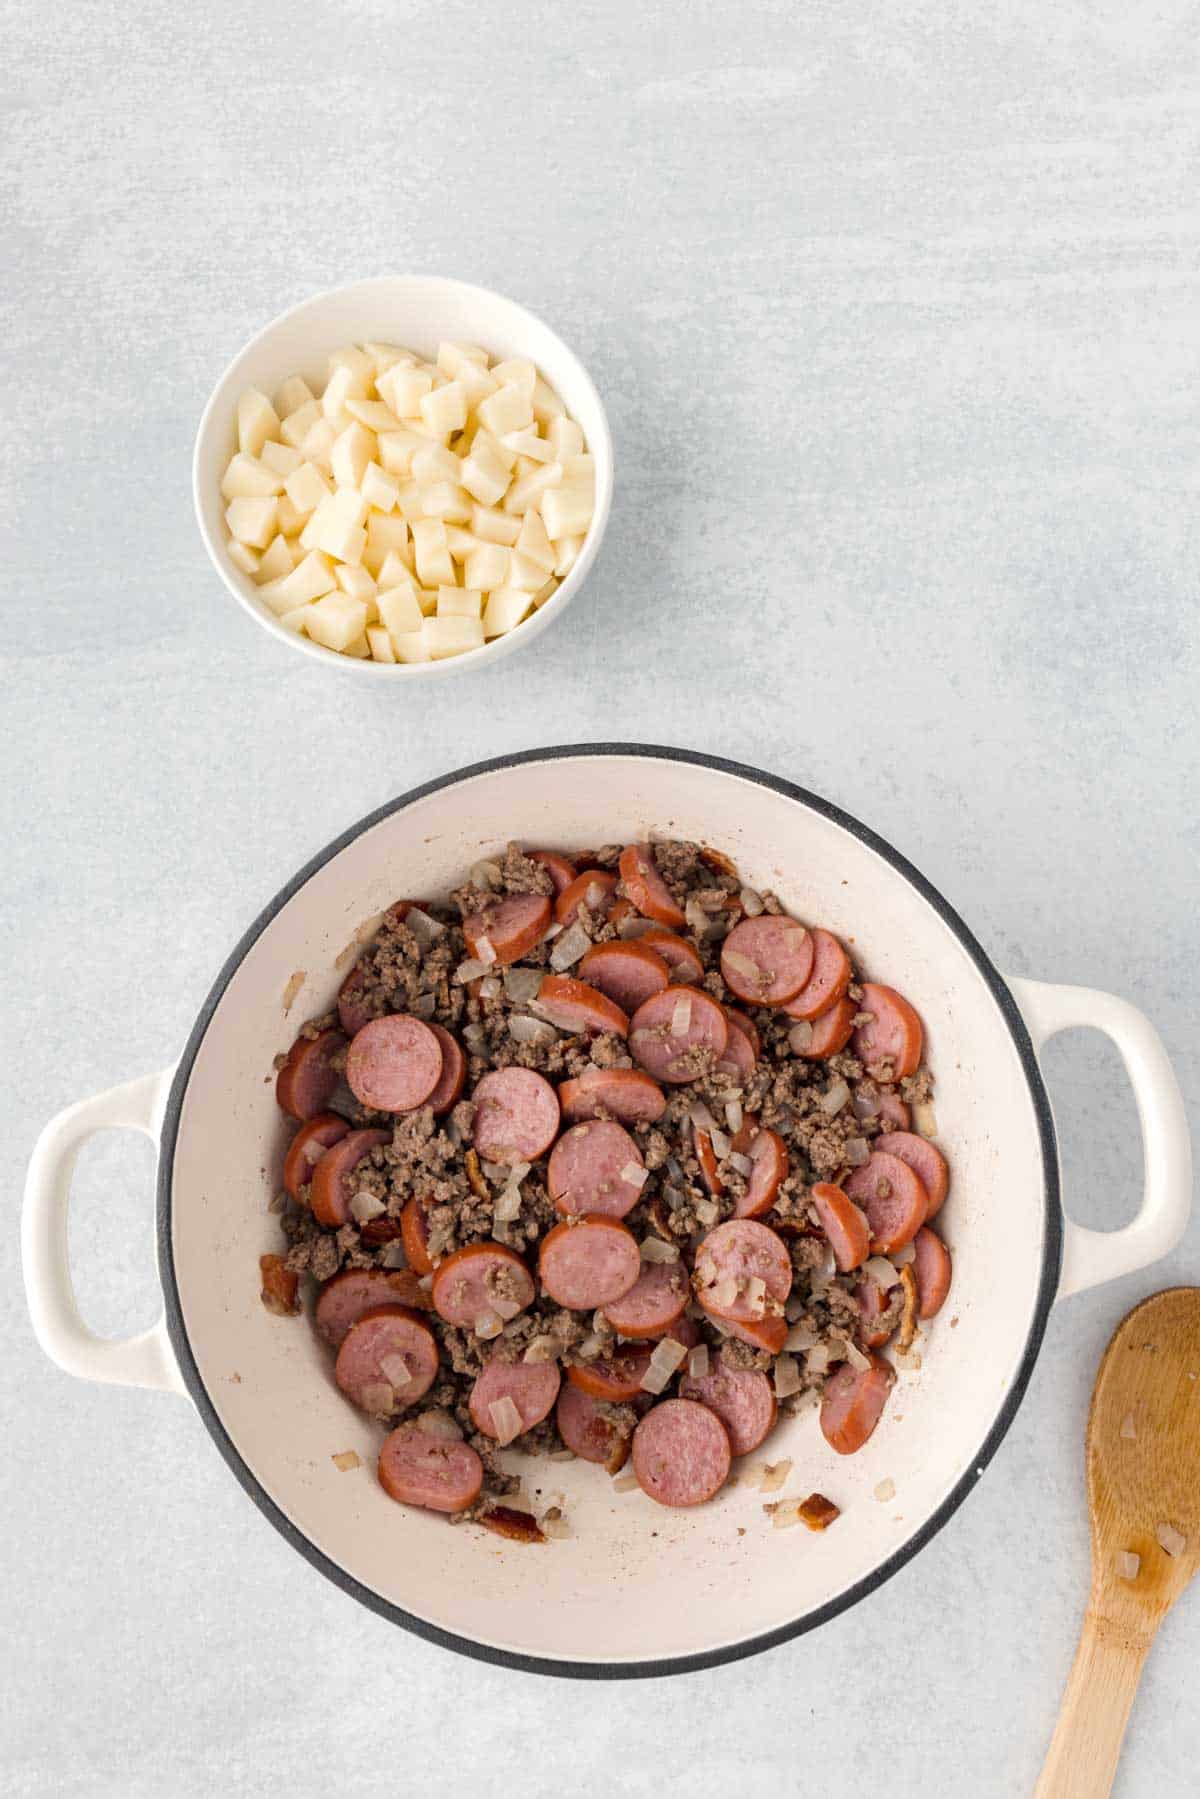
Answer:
797, 994, 857, 1059
629, 986, 728, 1083
856, 1277, 896, 1349
555, 1382, 626, 1463
877, 1090, 911, 1130
714, 1313, 790, 1355
717, 1011, 757, 1082
335, 1306, 439, 1413
911, 1225, 952, 1317
400, 1196, 434, 1274
283, 1112, 350, 1200
276, 1028, 347, 1120
693, 1218, 792, 1335
309, 1127, 391, 1226
528, 849, 577, 894
548, 1120, 646, 1218
601, 1257, 690, 1339
565, 1345, 653, 1401
720, 916, 813, 1006
820, 1354, 895, 1455
783, 927, 852, 1021
469, 1357, 561, 1439
578, 940, 670, 1012
875, 1130, 949, 1219
463, 893, 552, 965
535, 974, 629, 1038
426, 1024, 466, 1117
724, 1008, 761, 1057
844, 1151, 929, 1255
378, 1420, 484, 1513
345, 1015, 443, 1112
632, 1398, 731, 1506
471, 1066, 560, 1163
538, 1217, 642, 1309
337, 966, 376, 1035
315, 1267, 430, 1347
558, 1067, 667, 1126
618, 844, 687, 929
852, 982, 923, 1080
553, 870, 617, 926
694, 1125, 723, 1196
811, 1181, 872, 1271
638, 930, 704, 983
678, 1355, 778, 1456
430, 1242, 535, 1327
735, 1128, 788, 1218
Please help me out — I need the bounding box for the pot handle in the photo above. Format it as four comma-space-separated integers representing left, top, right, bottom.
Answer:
22, 1069, 187, 1395
1006, 978, 1192, 1301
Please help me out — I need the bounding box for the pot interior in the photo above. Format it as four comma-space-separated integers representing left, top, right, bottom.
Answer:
166, 750, 1054, 1670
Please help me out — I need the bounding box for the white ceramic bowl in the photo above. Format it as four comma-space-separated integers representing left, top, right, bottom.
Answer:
22, 748, 1191, 1675
193, 277, 613, 678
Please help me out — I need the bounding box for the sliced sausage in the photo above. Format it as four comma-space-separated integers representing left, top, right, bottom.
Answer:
554, 869, 617, 927
283, 1112, 350, 1200
566, 1346, 654, 1401
712, 1313, 790, 1355
618, 843, 687, 929
378, 1420, 484, 1513
315, 1267, 429, 1347
844, 1151, 929, 1255
877, 1090, 911, 1131
632, 1398, 731, 1507
578, 940, 670, 1012
720, 916, 813, 1006
337, 966, 376, 1035
797, 994, 856, 1059
856, 1277, 897, 1350
309, 1128, 390, 1227
678, 1356, 778, 1456
345, 1015, 443, 1113
694, 1126, 722, 1196
538, 1217, 642, 1309
736, 1128, 788, 1219
717, 1012, 757, 1082
602, 1257, 690, 1339
638, 930, 704, 983
875, 1131, 949, 1219
528, 849, 577, 894
535, 974, 629, 1038
555, 1381, 630, 1464
911, 1225, 952, 1318
276, 1028, 347, 1120
820, 1354, 895, 1455
853, 982, 923, 1081
783, 928, 852, 1021
335, 1306, 439, 1413
426, 1024, 466, 1117
400, 1196, 434, 1275
463, 892, 552, 966
629, 986, 728, 1084
430, 1242, 535, 1327
725, 1008, 762, 1057
471, 1066, 560, 1163
469, 1357, 561, 1439
548, 1120, 646, 1218
693, 1218, 792, 1338
558, 1067, 667, 1126
811, 1182, 871, 1271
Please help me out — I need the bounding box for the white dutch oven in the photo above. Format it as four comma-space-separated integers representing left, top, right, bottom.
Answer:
22, 747, 1192, 1676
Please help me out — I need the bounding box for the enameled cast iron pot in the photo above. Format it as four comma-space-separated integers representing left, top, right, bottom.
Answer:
22, 747, 1192, 1676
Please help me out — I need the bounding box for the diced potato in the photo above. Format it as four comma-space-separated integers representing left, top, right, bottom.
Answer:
300, 416, 338, 472
256, 534, 296, 584
531, 376, 566, 425
506, 550, 550, 592
343, 631, 372, 658
376, 428, 431, 477
225, 496, 279, 548
335, 564, 378, 605
541, 481, 594, 539
491, 357, 537, 396
279, 399, 322, 447
470, 504, 521, 547
279, 603, 315, 633
380, 366, 433, 417
395, 480, 426, 523
552, 533, 583, 577
502, 428, 554, 464
420, 380, 468, 439
331, 422, 376, 491
445, 526, 479, 560
482, 586, 534, 637
377, 583, 424, 638
305, 592, 368, 652
257, 551, 338, 614
437, 586, 482, 619
276, 493, 309, 537
321, 365, 359, 429
392, 629, 431, 663
327, 346, 375, 391
227, 539, 260, 575
301, 491, 367, 564
547, 416, 584, 462
533, 577, 558, 607
330, 486, 368, 530
374, 542, 414, 588
503, 461, 562, 515
367, 625, 396, 663
237, 388, 281, 457
477, 383, 533, 437
221, 454, 283, 501
562, 454, 596, 482
360, 462, 399, 513
346, 398, 401, 434
417, 587, 439, 617
423, 614, 485, 659
284, 460, 332, 518
465, 541, 510, 591
411, 519, 456, 587
260, 439, 304, 476
412, 444, 461, 487
454, 359, 498, 411
364, 342, 414, 377
516, 508, 556, 573
275, 375, 315, 418
437, 342, 489, 378
460, 435, 511, 507
418, 481, 471, 524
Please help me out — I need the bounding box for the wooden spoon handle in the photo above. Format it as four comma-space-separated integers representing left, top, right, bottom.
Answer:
1035, 1609, 1154, 1799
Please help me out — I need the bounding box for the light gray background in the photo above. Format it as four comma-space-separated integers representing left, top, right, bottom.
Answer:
3, 0, 1197, 1793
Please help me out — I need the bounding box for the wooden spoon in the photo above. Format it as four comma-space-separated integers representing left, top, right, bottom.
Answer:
1036, 1287, 1200, 1798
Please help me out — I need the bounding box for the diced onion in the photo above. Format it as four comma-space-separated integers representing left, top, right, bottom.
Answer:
820, 1078, 851, 1116
331, 1450, 361, 1472
481, 1160, 510, 1182
892, 1242, 916, 1267
540, 1513, 570, 1540
502, 966, 542, 1004
739, 887, 764, 917
810, 1245, 837, 1292
489, 1396, 524, 1445
494, 1187, 522, 1222
475, 1309, 504, 1339
1115, 1550, 1141, 1580
1157, 1522, 1187, 1557
611, 1471, 641, 1492
379, 1353, 411, 1389
784, 1323, 817, 1352
709, 1127, 731, 1159
491, 1293, 525, 1322
863, 1255, 899, 1288
640, 1236, 679, 1263
361, 1383, 394, 1415
873, 1477, 896, 1502
688, 1344, 710, 1378
671, 993, 693, 1036
727, 1150, 752, 1176
805, 1343, 833, 1376
709, 1276, 738, 1310
725, 1099, 744, 1133
852, 1087, 880, 1120
523, 1335, 560, 1364
618, 914, 658, 938
410, 990, 437, 1020
1120, 1412, 1137, 1440
685, 897, 723, 940
913, 1102, 939, 1139
381, 1241, 408, 1268
475, 935, 497, 966
349, 1190, 386, 1223
788, 1021, 813, 1054
463, 1022, 489, 1054
509, 1013, 558, 1045
576, 1332, 605, 1359
417, 1409, 462, 1440
773, 1355, 801, 1398
845, 1136, 870, 1166
404, 907, 444, 947
744, 1275, 766, 1316
723, 951, 759, 981
688, 1101, 717, 1133
843, 1339, 871, 1372
768, 1499, 806, 1529
759, 1459, 792, 1493
549, 921, 591, 971
694, 1199, 719, 1227
470, 859, 502, 889
455, 957, 491, 984
620, 1161, 649, 1189
639, 1337, 688, 1394
479, 976, 501, 1000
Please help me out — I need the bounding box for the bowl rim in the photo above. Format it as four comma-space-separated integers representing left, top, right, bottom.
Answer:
191, 274, 614, 679
155, 744, 1063, 1678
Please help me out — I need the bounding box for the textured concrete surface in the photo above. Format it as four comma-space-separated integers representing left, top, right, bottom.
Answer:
3, 1, 1198, 1793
